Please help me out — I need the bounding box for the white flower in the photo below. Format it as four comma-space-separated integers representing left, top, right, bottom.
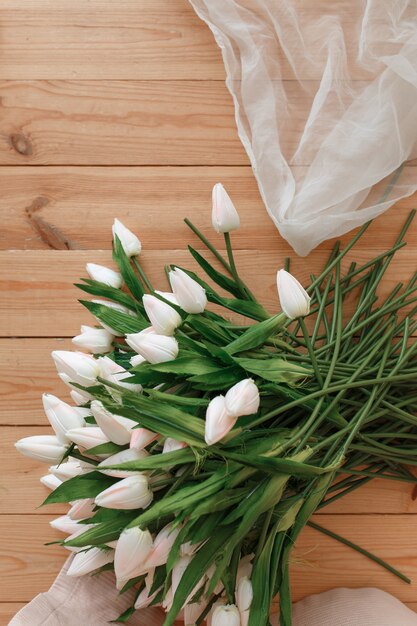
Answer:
52, 351, 100, 387
211, 604, 241, 626
163, 438, 188, 454
90, 400, 136, 445
72, 325, 114, 354
144, 522, 180, 569
130, 427, 159, 450
66, 426, 110, 451
205, 395, 236, 445
49, 460, 86, 481
67, 499, 96, 521
86, 263, 123, 289
276, 269, 310, 319
114, 527, 153, 585
224, 379, 260, 418
126, 328, 179, 364
70, 389, 91, 405
15, 435, 68, 464
130, 354, 146, 367
98, 447, 148, 479
42, 393, 86, 444
237, 576, 253, 612
184, 600, 208, 625
50, 515, 87, 535
134, 584, 159, 609
95, 474, 153, 510
169, 268, 207, 314
212, 183, 240, 234
143, 292, 182, 335
40, 474, 62, 491
98, 356, 142, 394
112, 218, 142, 257
66, 547, 114, 577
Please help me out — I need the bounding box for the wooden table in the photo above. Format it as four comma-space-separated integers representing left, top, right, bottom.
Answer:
0, 1, 416, 623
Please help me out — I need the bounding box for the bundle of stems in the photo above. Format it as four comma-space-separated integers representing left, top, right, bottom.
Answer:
21, 202, 417, 626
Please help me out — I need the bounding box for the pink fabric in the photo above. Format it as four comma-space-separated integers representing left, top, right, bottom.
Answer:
9, 558, 417, 626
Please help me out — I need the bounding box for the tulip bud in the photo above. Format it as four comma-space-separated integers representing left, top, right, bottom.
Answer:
86, 262, 123, 289
205, 395, 236, 445
66, 426, 110, 451
50, 515, 87, 535
130, 354, 146, 367
184, 600, 208, 625
70, 389, 90, 405
276, 269, 310, 319
126, 328, 179, 364
52, 351, 100, 387
236, 553, 254, 582
211, 605, 241, 626
114, 527, 153, 585
90, 400, 136, 445
95, 474, 153, 510
135, 585, 158, 610
98, 356, 143, 394
212, 183, 240, 234
15, 435, 68, 464
112, 218, 142, 257
58, 374, 93, 401
145, 523, 180, 569
224, 379, 260, 418
68, 498, 96, 521
91, 299, 136, 336
237, 576, 253, 612
42, 393, 86, 444
72, 325, 114, 354
130, 427, 159, 450
169, 268, 207, 314
163, 438, 188, 454
98, 448, 148, 478
49, 460, 86, 481
143, 292, 182, 336
66, 547, 114, 577
40, 474, 62, 491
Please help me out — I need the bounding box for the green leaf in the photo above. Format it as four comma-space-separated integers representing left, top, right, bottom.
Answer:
113, 235, 145, 301
187, 366, 243, 391
80, 300, 146, 334
149, 356, 219, 376
186, 315, 237, 345
104, 447, 196, 472
146, 388, 208, 409
75, 279, 137, 310
224, 314, 285, 355
235, 357, 311, 384
65, 516, 136, 547
42, 472, 116, 505
86, 441, 124, 456
187, 246, 243, 298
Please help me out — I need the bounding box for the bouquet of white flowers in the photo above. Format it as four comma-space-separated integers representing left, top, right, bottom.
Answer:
16, 184, 417, 626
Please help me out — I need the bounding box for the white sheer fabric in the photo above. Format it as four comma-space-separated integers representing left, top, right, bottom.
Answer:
190, 0, 417, 255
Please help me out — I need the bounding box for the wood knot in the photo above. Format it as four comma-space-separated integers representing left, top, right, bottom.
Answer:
10, 132, 33, 156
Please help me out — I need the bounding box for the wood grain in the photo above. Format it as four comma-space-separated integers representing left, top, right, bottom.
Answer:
1, 240, 416, 337
0, 513, 416, 603
0, 166, 416, 251
0, 1, 371, 81
0, 604, 25, 624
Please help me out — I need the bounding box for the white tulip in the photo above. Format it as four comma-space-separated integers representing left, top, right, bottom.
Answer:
49, 460, 86, 481
143, 292, 182, 336
98, 356, 143, 394
236, 554, 254, 583
66, 547, 114, 577
66, 426, 110, 451
90, 400, 136, 445
205, 395, 236, 445
114, 527, 153, 585
212, 605, 241, 626
144, 522, 180, 569
70, 389, 91, 405
126, 328, 179, 364
86, 262, 123, 289
15, 435, 68, 464
169, 268, 207, 314
112, 218, 142, 257
130, 427, 159, 450
224, 379, 260, 418
42, 393, 86, 444
135, 585, 158, 610
95, 474, 153, 510
185, 600, 208, 625
212, 183, 240, 234
72, 325, 114, 354
40, 474, 62, 491
50, 515, 86, 535
91, 299, 135, 336
130, 354, 146, 367
52, 351, 100, 387
237, 576, 253, 612
276, 269, 310, 319
98, 448, 148, 478
163, 438, 188, 454
68, 498, 96, 521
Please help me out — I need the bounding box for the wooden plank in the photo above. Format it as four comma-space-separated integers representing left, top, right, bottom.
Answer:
0, 166, 416, 251
0, 240, 415, 336
1, 514, 416, 603
0, 1, 371, 80
3, 423, 417, 515
0, 80, 248, 166
0, 604, 25, 623
291, 514, 417, 603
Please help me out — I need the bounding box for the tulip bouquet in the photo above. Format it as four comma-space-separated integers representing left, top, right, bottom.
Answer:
16, 184, 417, 626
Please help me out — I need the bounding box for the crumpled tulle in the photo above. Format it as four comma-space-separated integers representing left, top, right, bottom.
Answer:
190, 0, 417, 255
